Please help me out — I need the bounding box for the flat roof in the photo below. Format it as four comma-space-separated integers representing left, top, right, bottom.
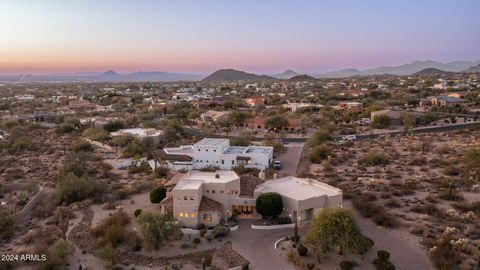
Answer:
256, 176, 341, 201
174, 170, 239, 190
194, 138, 229, 147
245, 146, 273, 155
224, 146, 248, 154
116, 128, 163, 137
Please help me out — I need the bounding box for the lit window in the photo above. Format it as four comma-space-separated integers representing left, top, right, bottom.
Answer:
179, 212, 184, 217
185, 213, 189, 218
191, 213, 196, 218
203, 214, 212, 222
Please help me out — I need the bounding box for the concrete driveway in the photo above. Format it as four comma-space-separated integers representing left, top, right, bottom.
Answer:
274, 143, 304, 176
230, 220, 302, 270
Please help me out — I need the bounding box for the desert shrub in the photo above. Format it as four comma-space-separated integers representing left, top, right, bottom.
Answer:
256, 192, 283, 218
37, 238, 74, 270
55, 172, 105, 205
340, 260, 354, 270
212, 225, 230, 237
308, 128, 333, 147
56, 124, 75, 134
377, 250, 390, 261
137, 212, 182, 250
149, 186, 166, 204
0, 211, 14, 237
204, 231, 214, 242
103, 120, 124, 132
97, 244, 118, 268
134, 209, 142, 218
73, 141, 94, 152
297, 244, 308, 256
154, 166, 169, 178
371, 114, 390, 129
82, 127, 109, 142
277, 216, 292, 224
351, 196, 399, 228
359, 151, 389, 166
309, 144, 333, 163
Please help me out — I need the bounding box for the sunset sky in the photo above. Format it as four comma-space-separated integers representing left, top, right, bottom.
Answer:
0, 0, 479, 74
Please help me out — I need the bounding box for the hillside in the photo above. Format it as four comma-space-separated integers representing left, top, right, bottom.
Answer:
287, 74, 318, 82
201, 69, 276, 82
412, 68, 454, 76
463, 64, 480, 73
274, 70, 299, 79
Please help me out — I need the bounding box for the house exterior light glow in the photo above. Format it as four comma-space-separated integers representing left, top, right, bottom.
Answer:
160, 171, 343, 228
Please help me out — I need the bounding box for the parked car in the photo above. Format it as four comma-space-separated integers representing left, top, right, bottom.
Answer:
273, 160, 281, 170
343, 135, 357, 141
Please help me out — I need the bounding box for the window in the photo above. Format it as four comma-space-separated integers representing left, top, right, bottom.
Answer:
234, 190, 238, 195
231, 160, 235, 165
190, 196, 194, 200
179, 212, 184, 217
177, 196, 182, 200
206, 149, 208, 152
214, 149, 216, 152
191, 213, 196, 218
221, 160, 224, 164
203, 214, 212, 222
212, 190, 215, 194
220, 190, 224, 194
185, 213, 189, 218
206, 190, 210, 193
198, 149, 201, 151
184, 196, 187, 200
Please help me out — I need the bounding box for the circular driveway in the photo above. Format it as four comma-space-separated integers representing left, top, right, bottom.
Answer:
229, 220, 305, 270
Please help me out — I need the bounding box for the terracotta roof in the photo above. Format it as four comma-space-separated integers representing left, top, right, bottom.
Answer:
287, 118, 301, 128
157, 149, 193, 162
240, 174, 264, 197
245, 116, 267, 126
198, 196, 223, 212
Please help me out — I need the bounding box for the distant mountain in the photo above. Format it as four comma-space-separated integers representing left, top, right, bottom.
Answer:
287, 74, 318, 82
0, 70, 204, 82
201, 69, 276, 83
102, 70, 120, 76
463, 64, 480, 73
412, 68, 454, 76
315, 59, 480, 78
274, 70, 299, 79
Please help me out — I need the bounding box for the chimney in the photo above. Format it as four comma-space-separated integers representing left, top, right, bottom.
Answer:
259, 171, 265, 181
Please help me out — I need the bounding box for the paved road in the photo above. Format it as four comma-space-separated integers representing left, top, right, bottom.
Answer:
274, 143, 304, 176
185, 121, 480, 143
230, 220, 304, 270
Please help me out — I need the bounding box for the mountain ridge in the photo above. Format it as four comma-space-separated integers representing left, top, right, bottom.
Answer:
201, 69, 276, 83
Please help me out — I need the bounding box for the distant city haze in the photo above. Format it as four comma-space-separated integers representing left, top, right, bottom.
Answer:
0, 0, 479, 75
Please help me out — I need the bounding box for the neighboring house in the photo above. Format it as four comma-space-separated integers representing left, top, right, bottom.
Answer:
68, 99, 96, 111
282, 102, 323, 112
33, 110, 56, 123
431, 96, 466, 107
160, 171, 343, 228
200, 110, 229, 123
157, 138, 273, 171
195, 99, 225, 110
244, 116, 303, 132
336, 101, 363, 113
370, 109, 402, 126
245, 97, 266, 107
111, 128, 163, 145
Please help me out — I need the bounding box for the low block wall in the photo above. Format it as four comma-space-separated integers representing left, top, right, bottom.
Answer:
10, 185, 45, 222
251, 223, 295, 230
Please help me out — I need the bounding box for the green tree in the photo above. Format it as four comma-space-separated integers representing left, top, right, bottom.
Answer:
305, 207, 366, 256
371, 115, 390, 129
256, 192, 284, 218
308, 128, 332, 147
228, 111, 248, 126
137, 212, 183, 250
230, 131, 252, 146
149, 186, 167, 203
265, 115, 288, 130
